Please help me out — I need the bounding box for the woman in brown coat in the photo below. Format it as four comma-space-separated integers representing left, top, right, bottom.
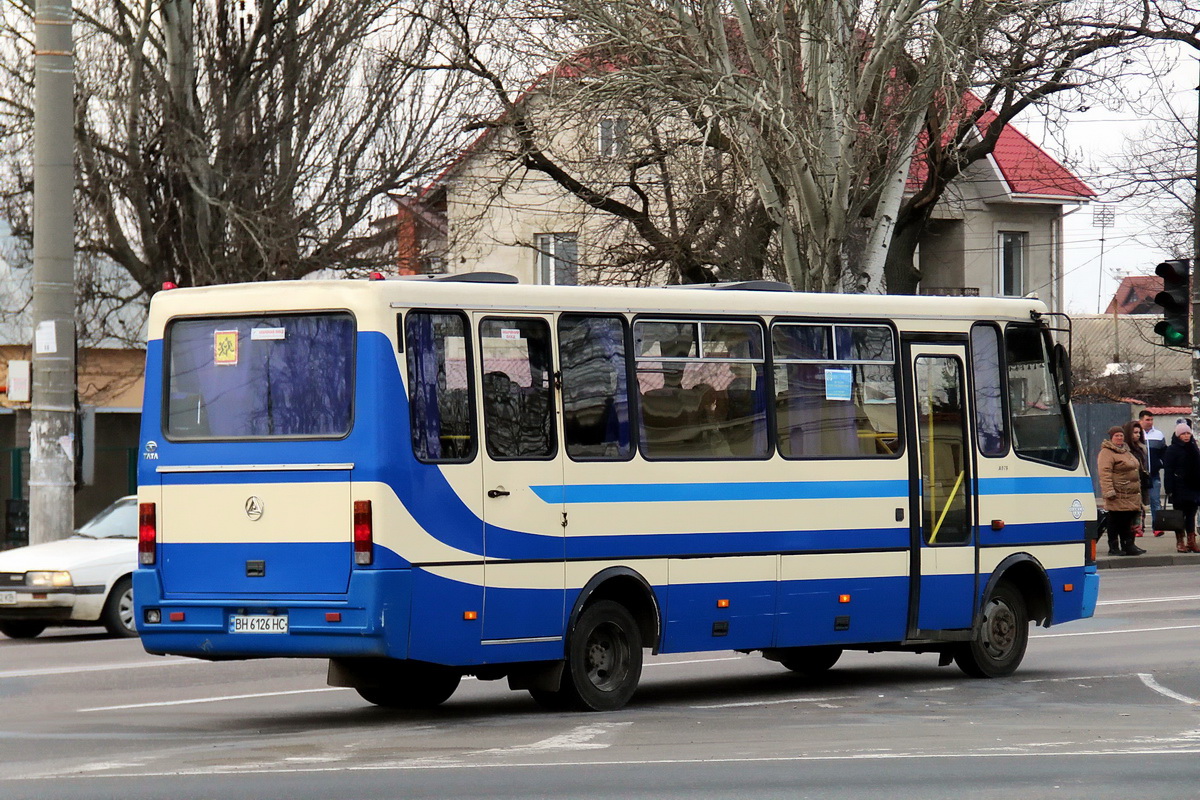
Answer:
1097, 425, 1146, 556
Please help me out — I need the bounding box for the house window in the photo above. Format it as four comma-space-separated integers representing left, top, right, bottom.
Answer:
535, 233, 579, 285
599, 117, 629, 158
999, 231, 1027, 296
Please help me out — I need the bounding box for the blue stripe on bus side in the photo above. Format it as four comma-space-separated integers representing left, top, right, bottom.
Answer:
537, 480, 909, 504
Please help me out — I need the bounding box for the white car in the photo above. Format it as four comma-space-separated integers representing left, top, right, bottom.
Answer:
0, 495, 137, 639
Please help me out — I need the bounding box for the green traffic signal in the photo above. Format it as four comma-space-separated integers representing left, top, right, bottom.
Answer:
1153, 258, 1191, 347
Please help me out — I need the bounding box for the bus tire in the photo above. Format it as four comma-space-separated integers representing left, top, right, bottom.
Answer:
101, 576, 139, 638
559, 600, 642, 712
953, 582, 1029, 678
776, 646, 843, 677
355, 664, 461, 709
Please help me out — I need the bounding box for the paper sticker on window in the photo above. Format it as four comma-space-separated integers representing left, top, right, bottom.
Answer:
214, 330, 239, 366
251, 327, 286, 341
500, 328, 522, 341
824, 368, 852, 401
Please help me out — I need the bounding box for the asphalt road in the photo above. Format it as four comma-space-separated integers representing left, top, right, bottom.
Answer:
1, 567, 1198, 800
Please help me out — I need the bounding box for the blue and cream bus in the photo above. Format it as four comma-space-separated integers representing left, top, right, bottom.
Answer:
134, 275, 1098, 711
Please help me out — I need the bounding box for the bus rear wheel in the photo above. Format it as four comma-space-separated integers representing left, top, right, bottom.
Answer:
556, 600, 642, 712
776, 646, 843, 677
355, 663, 461, 709
953, 582, 1029, 678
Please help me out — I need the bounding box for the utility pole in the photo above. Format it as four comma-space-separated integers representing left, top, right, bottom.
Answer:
29, 0, 76, 545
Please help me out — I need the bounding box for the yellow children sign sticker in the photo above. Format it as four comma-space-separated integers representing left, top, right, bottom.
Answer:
214, 330, 239, 366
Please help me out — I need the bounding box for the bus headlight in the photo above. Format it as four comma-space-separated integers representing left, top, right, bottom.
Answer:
26, 571, 73, 588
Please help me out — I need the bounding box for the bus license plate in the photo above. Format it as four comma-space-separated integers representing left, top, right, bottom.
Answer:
0, 591, 15, 605
229, 615, 288, 634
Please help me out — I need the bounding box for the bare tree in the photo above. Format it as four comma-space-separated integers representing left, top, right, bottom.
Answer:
424, 0, 1148, 292
0, 0, 473, 309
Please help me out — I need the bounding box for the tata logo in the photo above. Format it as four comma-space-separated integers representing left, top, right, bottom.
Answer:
245, 496, 264, 521
1070, 499, 1083, 520
142, 440, 159, 460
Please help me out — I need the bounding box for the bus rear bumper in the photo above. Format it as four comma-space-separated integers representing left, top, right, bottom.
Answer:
132, 569, 411, 660
1080, 565, 1099, 619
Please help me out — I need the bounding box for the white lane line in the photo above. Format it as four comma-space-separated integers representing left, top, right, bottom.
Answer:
79, 687, 348, 713
77, 656, 747, 712
13, 747, 1200, 781
691, 696, 854, 710
0, 658, 194, 680
1098, 594, 1200, 606
1033, 623, 1200, 639
1138, 673, 1200, 706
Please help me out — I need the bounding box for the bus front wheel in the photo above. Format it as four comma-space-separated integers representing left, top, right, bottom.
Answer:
355, 663, 461, 709
558, 600, 643, 711
953, 582, 1029, 678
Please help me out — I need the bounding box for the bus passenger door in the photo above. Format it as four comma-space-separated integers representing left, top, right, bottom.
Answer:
474, 313, 566, 645
904, 343, 976, 634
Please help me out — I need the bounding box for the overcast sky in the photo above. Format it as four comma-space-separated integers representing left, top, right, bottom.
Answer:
1025, 50, 1199, 315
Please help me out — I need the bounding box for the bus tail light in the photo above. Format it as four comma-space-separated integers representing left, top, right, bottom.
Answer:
353, 500, 373, 565
138, 502, 157, 565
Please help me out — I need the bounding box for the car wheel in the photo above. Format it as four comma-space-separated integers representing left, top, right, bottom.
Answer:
101, 576, 138, 638
0, 620, 47, 639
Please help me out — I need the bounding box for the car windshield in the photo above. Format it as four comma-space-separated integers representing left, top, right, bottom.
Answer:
75, 497, 137, 539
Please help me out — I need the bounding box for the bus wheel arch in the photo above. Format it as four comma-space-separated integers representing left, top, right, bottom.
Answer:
568, 567, 661, 655
982, 555, 1053, 628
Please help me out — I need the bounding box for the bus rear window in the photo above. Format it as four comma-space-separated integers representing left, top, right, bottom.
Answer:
165, 313, 355, 440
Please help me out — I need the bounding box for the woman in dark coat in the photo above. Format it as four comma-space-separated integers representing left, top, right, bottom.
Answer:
1163, 422, 1200, 553
1097, 426, 1145, 556
1122, 420, 1152, 535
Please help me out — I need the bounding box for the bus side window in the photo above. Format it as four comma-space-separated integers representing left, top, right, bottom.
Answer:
772, 323, 900, 459
970, 323, 1009, 457
1004, 324, 1077, 468
559, 315, 632, 460
405, 311, 476, 463
479, 318, 556, 459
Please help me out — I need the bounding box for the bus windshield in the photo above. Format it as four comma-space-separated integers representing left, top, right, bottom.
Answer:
164, 312, 355, 440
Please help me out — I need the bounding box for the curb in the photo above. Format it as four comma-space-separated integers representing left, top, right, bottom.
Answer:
1097, 553, 1200, 570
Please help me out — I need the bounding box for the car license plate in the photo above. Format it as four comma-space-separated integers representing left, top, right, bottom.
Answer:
0, 591, 15, 605
229, 614, 288, 634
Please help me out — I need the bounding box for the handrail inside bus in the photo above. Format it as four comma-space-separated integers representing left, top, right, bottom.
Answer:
929, 469, 966, 544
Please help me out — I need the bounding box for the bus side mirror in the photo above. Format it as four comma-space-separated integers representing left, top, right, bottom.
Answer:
1051, 342, 1072, 405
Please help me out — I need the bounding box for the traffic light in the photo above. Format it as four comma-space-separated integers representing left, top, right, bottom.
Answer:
1153, 258, 1191, 347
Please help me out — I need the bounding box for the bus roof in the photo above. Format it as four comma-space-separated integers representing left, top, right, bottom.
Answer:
146, 278, 1051, 340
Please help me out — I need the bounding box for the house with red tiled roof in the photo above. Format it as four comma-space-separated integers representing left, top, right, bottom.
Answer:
1104, 275, 1163, 315
409, 85, 1091, 306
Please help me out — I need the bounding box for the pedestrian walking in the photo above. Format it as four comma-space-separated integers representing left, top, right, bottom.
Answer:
1162, 422, 1200, 553
1096, 426, 1145, 557
1139, 410, 1166, 535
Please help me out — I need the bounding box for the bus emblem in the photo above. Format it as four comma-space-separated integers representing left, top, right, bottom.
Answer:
245, 496, 264, 521
1070, 499, 1083, 520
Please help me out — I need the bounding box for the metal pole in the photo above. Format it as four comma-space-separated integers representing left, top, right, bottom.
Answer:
29, 0, 76, 545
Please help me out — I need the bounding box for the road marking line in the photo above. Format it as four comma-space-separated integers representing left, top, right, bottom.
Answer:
1033, 623, 1200, 639
0, 658, 194, 680
1138, 673, 1200, 706
12, 747, 1200, 781
691, 696, 854, 709
476, 723, 632, 754
79, 687, 348, 713
1098, 594, 1200, 606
